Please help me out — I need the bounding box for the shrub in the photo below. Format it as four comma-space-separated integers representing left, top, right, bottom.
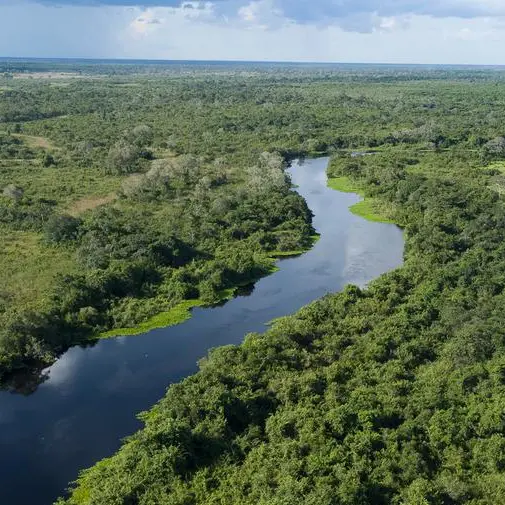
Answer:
44, 214, 82, 244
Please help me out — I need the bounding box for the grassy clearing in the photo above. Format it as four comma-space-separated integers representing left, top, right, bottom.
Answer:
12, 133, 57, 150
0, 229, 77, 312
67, 193, 117, 216
327, 176, 364, 195
0, 164, 123, 209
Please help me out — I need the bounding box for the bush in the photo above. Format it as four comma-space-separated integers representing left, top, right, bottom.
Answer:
42, 153, 56, 167
106, 140, 140, 174
44, 214, 82, 244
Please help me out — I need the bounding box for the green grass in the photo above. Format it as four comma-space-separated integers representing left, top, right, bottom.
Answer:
349, 199, 397, 224
327, 176, 364, 195
98, 299, 207, 338
0, 229, 77, 313
327, 177, 396, 224
0, 162, 124, 210
486, 161, 505, 174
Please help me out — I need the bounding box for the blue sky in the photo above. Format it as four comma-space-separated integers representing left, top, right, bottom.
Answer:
2, 0, 505, 63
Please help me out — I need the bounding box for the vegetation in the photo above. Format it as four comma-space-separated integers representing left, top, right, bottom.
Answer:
61, 148, 505, 505
327, 175, 393, 223
0, 65, 320, 382
98, 299, 208, 339
3, 61, 505, 504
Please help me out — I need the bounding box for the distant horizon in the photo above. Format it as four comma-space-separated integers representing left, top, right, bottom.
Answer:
2, 56, 505, 69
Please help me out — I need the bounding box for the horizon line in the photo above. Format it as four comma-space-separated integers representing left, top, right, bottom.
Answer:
1, 56, 505, 68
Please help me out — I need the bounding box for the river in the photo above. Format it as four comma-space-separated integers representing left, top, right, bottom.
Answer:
0, 157, 404, 505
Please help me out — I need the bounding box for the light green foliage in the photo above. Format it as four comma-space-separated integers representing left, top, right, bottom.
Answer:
99, 299, 207, 338
348, 199, 397, 224
327, 176, 396, 223
327, 176, 363, 194
0, 69, 315, 379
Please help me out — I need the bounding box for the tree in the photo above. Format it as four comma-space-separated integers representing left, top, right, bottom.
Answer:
130, 125, 153, 148
247, 152, 289, 194
120, 163, 171, 201
44, 214, 82, 244
106, 141, 139, 174
42, 153, 56, 167
483, 136, 505, 160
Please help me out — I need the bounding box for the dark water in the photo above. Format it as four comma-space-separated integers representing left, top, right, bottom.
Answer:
0, 157, 404, 505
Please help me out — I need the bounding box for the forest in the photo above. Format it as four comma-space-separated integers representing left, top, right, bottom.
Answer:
0, 64, 320, 382
2, 61, 505, 504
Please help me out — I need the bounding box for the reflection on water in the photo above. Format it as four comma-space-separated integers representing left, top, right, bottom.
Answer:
235, 283, 255, 298
0, 157, 404, 505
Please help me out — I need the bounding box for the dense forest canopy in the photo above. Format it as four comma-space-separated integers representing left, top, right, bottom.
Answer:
2, 61, 505, 504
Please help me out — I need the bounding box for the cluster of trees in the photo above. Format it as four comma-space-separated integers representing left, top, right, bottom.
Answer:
4, 66, 505, 169
0, 133, 33, 159
106, 124, 154, 174
62, 148, 505, 505
0, 150, 313, 380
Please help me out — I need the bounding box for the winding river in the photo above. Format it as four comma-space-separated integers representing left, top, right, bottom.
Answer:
0, 157, 404, 505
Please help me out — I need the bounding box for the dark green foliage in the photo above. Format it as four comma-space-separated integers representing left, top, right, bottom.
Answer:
0, 198, 55, 231
44, 214, 82, 244
62, 149, 505, 505
0, 133, 34, 159
42, 152, 56, 167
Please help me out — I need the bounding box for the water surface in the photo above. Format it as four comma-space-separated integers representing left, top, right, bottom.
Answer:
0, 157, 404, 505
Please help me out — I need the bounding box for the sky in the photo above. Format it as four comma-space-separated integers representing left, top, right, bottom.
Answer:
1, 0, 505, 64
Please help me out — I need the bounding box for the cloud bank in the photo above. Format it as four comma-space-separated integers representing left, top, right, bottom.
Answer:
1, 0, 505, 63
30, 0, 505, 22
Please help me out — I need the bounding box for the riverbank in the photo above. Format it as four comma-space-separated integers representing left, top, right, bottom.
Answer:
60, 146, 505, 505
97, 233, 322, 339
327, 176, 397, 224
0, 157, 405, 505
98, 233, 321, 339
98, 282, 267, 339
100, 167, 396, 342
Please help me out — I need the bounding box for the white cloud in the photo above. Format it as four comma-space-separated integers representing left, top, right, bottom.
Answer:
45, 348, 81, 388
237, 0, 285, 29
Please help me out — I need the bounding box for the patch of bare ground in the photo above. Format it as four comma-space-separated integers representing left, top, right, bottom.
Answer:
13, 72, 83, 80
67, 194, 117, 216
12, 134, 58, 150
